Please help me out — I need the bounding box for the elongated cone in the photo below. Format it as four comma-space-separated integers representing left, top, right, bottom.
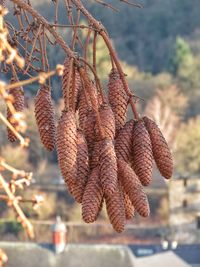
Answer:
79, 69, 99, 112
34, 85, 56, 151
78, 89, 90, 129
56, 110, 77, 194
7, 78, 24, 142
123, 191, 135, 220
105, 185, 126, 233
82, 168, 104, 223
99, 139, 118, 196
132, 120, 153, 186
96, 104, 115, 140
108, 68, 128, 132
118, 159, 150, 217
62, 57, 81, 110
83, 108, 96, 157
115, 119, 135, 162
90, 140, 101, 170
143, 116, 173, 179
73, 130, 89, 203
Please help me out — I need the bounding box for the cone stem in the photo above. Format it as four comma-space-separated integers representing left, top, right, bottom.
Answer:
79, 67, 105, 139
71, 64, 76, 111
65, 58, 74, 109
71, 0, 139, 120
11, 0, 76, 60
79, 57, 106, 103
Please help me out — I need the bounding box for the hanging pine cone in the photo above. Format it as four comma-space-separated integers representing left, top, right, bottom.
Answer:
123, 190, 135, 220
108, 68, 128, 133
97, 92, 103, 107
96, 104, 115, 140
90, 140, 101, 170
132, 119, 153, 186
83, 108, 96, 157
118, 159, 150, 217
105, 185, 126, 233
78, 88, 91, 129
143, 116, 173, 179
115, 119, 135, 162
78, 68, 99, 112
34, 85, 56, 151
7, 78, 24, 142
99, 138, 118, 196
82, 168, 104, 223
62, 57, 81, 110
72, 130, 89, 203
56, 110, 77, 194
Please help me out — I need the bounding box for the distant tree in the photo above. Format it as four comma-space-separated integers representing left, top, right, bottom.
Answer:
169, 39, 200, 117
170, 37, 194, 76
145, 86, 187, 147
175, 117, 200, 176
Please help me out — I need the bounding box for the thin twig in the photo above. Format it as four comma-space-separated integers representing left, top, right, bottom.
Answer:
71, 0, 140, 119
0, 174, 34, 239
0, 111, 29, 147
95, 0, 119, 12
24, 23, 42, 73
120, 0, 143, 8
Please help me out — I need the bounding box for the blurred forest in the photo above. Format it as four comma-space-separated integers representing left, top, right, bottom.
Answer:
1, 0, 200, 240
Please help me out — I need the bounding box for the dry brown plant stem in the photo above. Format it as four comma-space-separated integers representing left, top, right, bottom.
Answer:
0, 112, 28, 147
71, 0, 139, 119
4, 68, 61, 91
0, 173, 34, 239
79, 67, 105, 139
11, 0, 76, 59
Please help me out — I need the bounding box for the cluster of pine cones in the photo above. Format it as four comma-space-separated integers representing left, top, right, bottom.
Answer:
7, 58, 173, 233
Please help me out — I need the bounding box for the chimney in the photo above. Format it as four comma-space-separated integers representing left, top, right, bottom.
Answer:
51, 216, 67, 254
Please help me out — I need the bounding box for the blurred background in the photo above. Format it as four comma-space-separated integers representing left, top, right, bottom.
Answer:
1, 0, 200, 266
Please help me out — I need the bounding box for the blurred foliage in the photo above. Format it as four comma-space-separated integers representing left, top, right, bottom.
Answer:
0, 221, 22, 236
170, 37, 194, 76
157, 197, 169, 222
175, 117, 200, 176
1, 145, 30, 171
144, 86, 188, 147
85, 0, 200, 74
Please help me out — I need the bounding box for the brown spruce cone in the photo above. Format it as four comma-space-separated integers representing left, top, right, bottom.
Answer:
108, 68, 128, 133
7, 79, 25, 142
34, 85, 56, 151
99, 139, 118, 196
90, 140, 101, 170
72, 130, 89, 203
132, 119, 153, 186
143, 116, 173, 179
83, 108, 96, 157
96, 104, 115, 140
82, 168, 104, 223
105, 185, 126, 233
78, 89, 91, 129
115, 119, 135, 162
118, 159, 150, 217
56, 110, 77, 194
62, 57, 81, 110
123, 191, 135, 220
